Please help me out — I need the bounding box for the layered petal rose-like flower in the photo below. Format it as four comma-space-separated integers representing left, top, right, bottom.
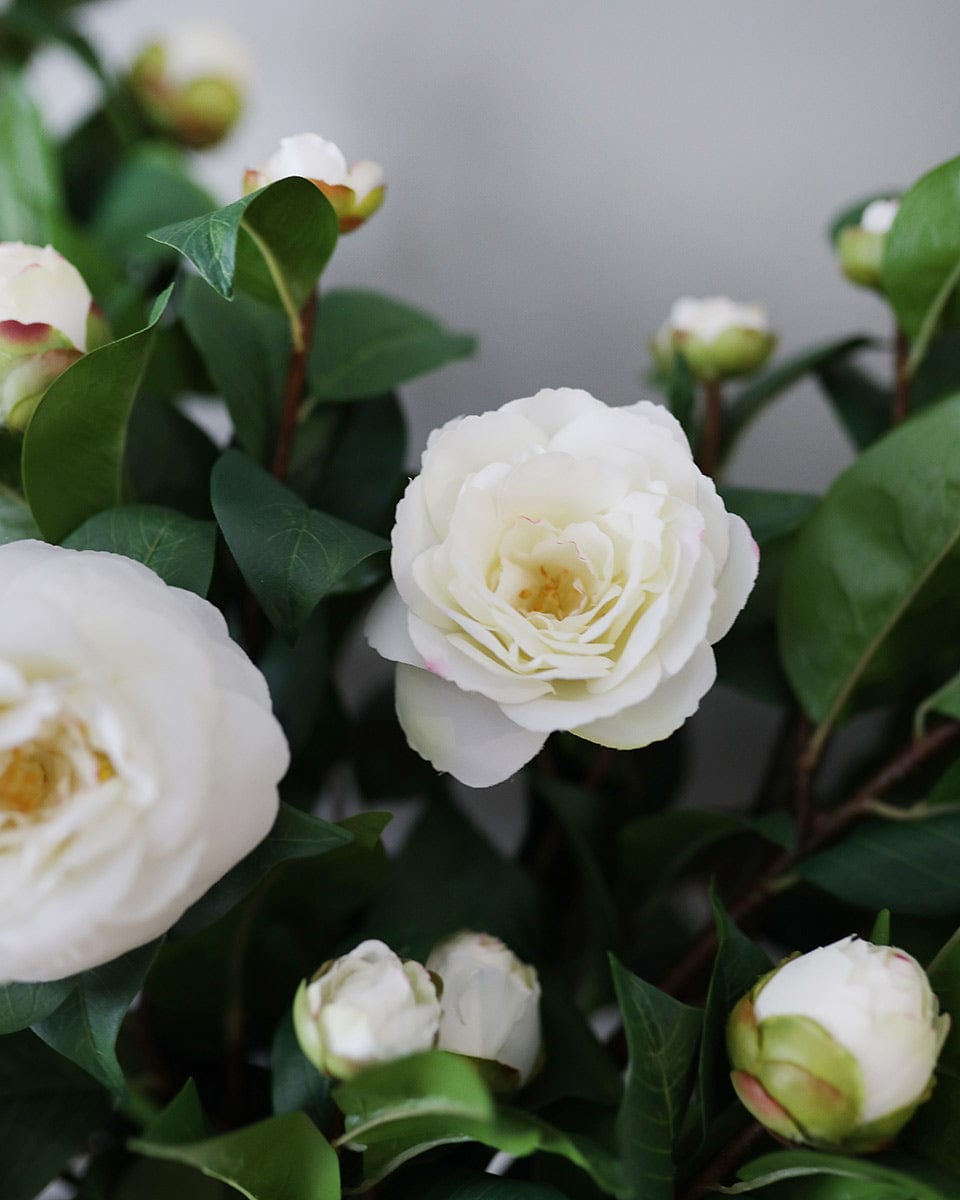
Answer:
0, 242, 103, 432
0, 541, 289, 982
366, 388, 758, 787
243, 132, 385, 233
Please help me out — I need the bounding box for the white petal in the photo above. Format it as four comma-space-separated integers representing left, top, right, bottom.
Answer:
395, 665, 545, 788
707, 513, 759, 642
365, 583, 422, 667
572, 643, 716, 749
346, 160, 384, 202
501, 387, 605, 438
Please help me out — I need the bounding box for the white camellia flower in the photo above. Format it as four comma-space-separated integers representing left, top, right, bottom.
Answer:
293, 939, 441, 1079
243, 132, 385, 233
427, 931, 542, 1087
728, 936, 950, 1152
0, 242, 103, 432
366, 388, 758, 787
0, 541, 289, 983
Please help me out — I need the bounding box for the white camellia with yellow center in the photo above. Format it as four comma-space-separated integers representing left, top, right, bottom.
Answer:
243, 132, 385, 232
0, 541, 289, 982
366, 388, 758, 787
294, 939, 441, 1079
427, 931, 542, 1088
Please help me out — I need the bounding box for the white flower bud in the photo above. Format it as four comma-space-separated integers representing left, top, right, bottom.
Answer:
728, 936, 950, 1152
427, 932, 542, 1087
859, 198, 899, 236
652, 296, 775, 383
294, 940, 440, 1079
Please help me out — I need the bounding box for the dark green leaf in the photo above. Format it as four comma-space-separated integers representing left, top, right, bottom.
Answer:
33, 939, 161, 1092
870, 909, 892, 945
719, 488, 818, 547
419, 1169, 569, 1200
142, 1079, 209, 1145
271, 1009, 331, 1127
722, 337, 873, 459
173, 802, 353, 937
63, 504, 215, 594
0, 485, 39, 544
797, 808, 960, 918
927, 927, 960, 1072
0, 977, 75, 1034
210, 449, 387, 642
149, 177, 338, 316
816, 360, 890, 451
779, 395, 960, 734
132, 1111, 339, 1200
0, 66, 64, 242
903, 1070, 960, 1177
698, 894, 771, 1138
125, 392, 218, 518
883, 155, 960, 343
307, 289, 476, 401
178, 274, 289, 463
928, 758, 960, 806
0, 1030, 110, 1200
665, 352, 696, 441
22, 284, 171, 542
729, 1149, 948, 1200
610, 955, 703, 1200
915, 671, 960, 736
913, 331, 960, 410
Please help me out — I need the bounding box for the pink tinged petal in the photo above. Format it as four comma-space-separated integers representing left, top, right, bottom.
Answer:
365, 583, 423, 668
0, 319, 54, 345
707, 513, 759, 643
395, 665, 546, 788
408, 613, 552, 704
571, 642, 716, 749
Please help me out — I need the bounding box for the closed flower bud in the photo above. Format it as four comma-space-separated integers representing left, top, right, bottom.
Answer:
0, 243, 97, 432
652, 296, 776, 383
129, 23, 249, 149
727, 936, 949, 1153
836, 198, 900, 291
293, 939, 441, 1079
427, 931, 542, 1088
244, 132, 385, 233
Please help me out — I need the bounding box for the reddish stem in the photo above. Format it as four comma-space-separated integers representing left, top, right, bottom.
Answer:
271, 290, 319, 483
892, 324, 910, 426
696, 380, 724, 476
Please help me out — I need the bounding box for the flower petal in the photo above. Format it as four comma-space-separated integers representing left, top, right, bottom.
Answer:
707, 513, 759, 642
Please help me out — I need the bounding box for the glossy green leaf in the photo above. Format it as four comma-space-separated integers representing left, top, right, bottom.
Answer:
307, 289, 476, 401
915, 670, 960, 736
665, 352, 696, 441
271, 1009, 330, 1127
173, 801, 353, 937
0, 977, 75, 1035
149, 177, 338, 321
63, 504, 215, 594
883, 155, 960, 344
903, 1070, 960, 1177
698, 894, 771, 1138
0, 1030, 110, 1200
816, 360, 890, 451
419, 1170, 568, 1200
0, 67, 64, 243
32, 938, 161, 1092
797, 808, 960, 918
178, 274, 289, 463
721, 336, 872, 460
779, 395, 960, 735
729, 1149, 948, 1200
927, 927, 960, 1072
22, 285, 171, 542
0, 485, 39, 544
210, 449, 387, 642
720, 488, 818, 547
142, 1079, 209, 1145
125, 392, 218, 518
610, 955, 703, 1200
132, 1111, 339, 1200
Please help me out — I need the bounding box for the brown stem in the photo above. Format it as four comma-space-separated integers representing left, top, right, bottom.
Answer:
696, 380, 724, 476
271, 290, 319, 483
892, 324, 911, 426
678, 1121, 766, 1200
659, 719, 960, 999
792, 713, 815, 849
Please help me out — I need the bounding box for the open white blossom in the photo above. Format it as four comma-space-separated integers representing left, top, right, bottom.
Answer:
0, 541, 289, 982
366, 388, 758, 787
428, 932, 542, 1086
294, 939, 440, 1078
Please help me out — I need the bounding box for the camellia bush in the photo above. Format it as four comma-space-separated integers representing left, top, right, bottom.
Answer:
2, 5, 960, 1200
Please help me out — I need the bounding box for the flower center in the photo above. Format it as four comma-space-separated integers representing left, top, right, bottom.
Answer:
0, 718, 116, 827
515, 564, 586, 621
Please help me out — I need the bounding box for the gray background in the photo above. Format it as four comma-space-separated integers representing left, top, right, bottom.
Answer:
25, 0, 960, 819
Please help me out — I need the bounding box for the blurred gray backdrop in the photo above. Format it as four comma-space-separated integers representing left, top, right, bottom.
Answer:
25, 0, 960, 822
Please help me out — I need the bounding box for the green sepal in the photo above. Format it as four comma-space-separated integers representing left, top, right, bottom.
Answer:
731, 1069, 805, 1143
726, 994, 762, 1076
838, 226, 887, 291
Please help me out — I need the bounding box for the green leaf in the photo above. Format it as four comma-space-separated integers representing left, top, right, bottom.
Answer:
870, 909, 892, 945
797, 808, 960, 918
719, 488, 818, 547
883, 155, 960, 343
142, 1079, 209, 1145
903, 1069, 960, 1178
665, 352, 696, 441
0, 1030, 110, 1200
33, 939, 161, 1093
928, 758, 960, 807
132, 1111, 339, 1200
271, 1010, 331, 1127
0, 485, 39, 544
721, 336, 873, 460
816, 360, 891, 451
728, 1149, 949, 1200
827, 191, 899, 246
926, 927, 960, 1072
0, 66, 64, 243
698, 894, 771, 1138
173, 801, 353, 937
0, 977, 75, 1034
22, 285, 171, 542
210, 449, 387, 642
178, 274, 289, 464
418, 1169, 569, 1200
306, 289, 476, 401
610, 955, 703, 1200
149, 178, 338, 331
779, 395, 960, 739
63, 504, 215, 594
915, 670, 960, 736
125, 392, 218, 518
